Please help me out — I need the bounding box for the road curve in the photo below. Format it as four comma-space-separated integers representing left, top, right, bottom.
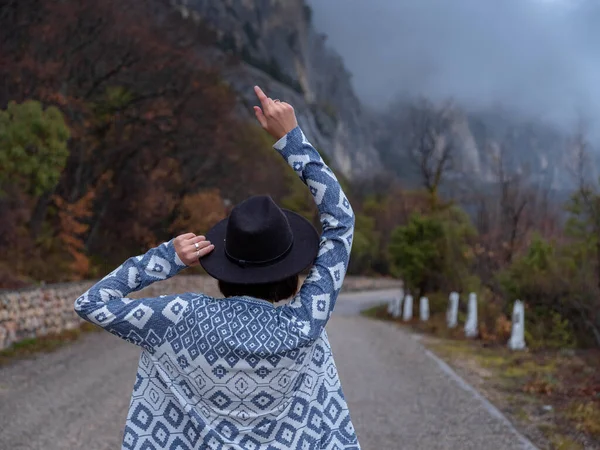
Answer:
0, 290, 535, 450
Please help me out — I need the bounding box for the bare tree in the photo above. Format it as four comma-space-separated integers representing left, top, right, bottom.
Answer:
566, 126, 600, 346
404, 97, 455, 203
494, 145, 532, 264
469, 132, 558, 296
569, 126, 600, 288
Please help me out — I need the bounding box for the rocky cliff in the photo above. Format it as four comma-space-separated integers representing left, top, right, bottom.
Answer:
170, 0, 591, 191
375, 99, 594, 192
171, 0, 381, 179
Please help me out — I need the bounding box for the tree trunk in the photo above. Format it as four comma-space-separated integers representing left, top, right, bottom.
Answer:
29, 189, 54, 239
596, 240, 600, 292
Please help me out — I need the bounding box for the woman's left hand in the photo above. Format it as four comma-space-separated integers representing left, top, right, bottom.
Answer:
253, 86, 298, 140
174, 233, 214, 266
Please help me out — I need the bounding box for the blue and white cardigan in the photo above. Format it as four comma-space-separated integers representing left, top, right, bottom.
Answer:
75, 127, 359, 450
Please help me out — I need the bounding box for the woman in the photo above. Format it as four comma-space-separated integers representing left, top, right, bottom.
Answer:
75, 86, 359, 450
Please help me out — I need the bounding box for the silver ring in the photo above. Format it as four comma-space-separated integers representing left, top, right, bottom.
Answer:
194, 242, 200, 250
273, 99, 281, 103
196, 250, 200, 258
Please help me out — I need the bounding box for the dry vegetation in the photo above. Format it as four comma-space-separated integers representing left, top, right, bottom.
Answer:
363, 305, 600, 449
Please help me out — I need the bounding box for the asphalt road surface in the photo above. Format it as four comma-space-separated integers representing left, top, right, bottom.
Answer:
0, 290, 536, 450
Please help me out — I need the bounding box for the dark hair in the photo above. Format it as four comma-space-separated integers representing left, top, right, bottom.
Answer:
218, 275, 299, 303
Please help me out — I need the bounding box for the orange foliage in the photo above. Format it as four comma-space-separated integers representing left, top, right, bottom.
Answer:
171, 190, 227, 236
478, 314, 512, 343
53, 190, 95, 279
523, 377, 554, 396
127, 159, 180, 248
495, 315, 513, 343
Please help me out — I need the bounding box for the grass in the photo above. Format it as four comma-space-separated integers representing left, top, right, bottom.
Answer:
566, 402, 600, 438
549, 434, 585, 450
0, 322, 102, 367
360, 303, 392, 320
362, 303, 600, 449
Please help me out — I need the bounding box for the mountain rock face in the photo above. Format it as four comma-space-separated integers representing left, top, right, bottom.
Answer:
375, 100, 590, 192
453, 109, 575, 190
460, 108, 600, 191
171, 0, 592, 190
173, 0, 381, 179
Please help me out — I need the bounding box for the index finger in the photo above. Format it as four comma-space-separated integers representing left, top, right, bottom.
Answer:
254, 86, 269, 108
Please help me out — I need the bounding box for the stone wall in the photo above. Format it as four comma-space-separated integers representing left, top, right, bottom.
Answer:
0, 282, 94, 351
0, 275, 400, 351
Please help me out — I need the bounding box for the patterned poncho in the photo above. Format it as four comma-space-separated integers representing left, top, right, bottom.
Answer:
75, 127, 360, 449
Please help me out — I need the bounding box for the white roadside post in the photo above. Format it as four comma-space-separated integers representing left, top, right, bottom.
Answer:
447, 292, 459, 328
508, 300, 526, 350
403, 295, 413, 321
465, 292, 478, 338
420, 297, 429, 321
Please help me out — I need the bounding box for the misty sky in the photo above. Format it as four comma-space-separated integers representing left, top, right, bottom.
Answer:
308, 0, 600, 132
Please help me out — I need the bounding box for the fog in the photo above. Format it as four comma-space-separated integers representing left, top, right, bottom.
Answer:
308, 0, 600, 134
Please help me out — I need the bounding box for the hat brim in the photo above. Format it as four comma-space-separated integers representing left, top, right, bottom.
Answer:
200, 210, 320, 284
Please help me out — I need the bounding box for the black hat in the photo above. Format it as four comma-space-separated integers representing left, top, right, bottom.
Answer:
200, 196, 319, 284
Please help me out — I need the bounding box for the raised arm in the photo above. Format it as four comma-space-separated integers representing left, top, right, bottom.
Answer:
276, 128, 355, 340
253, 86, 355, 342
74, 235, 213, 351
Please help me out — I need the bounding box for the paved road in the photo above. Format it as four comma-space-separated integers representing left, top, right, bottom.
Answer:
0, 290, 536, 450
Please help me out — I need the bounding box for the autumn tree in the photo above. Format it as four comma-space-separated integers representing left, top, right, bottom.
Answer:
0, 0, 280, 281
54, 190, 95, 279
465, 130, 559, 296
171, 189, 227, 237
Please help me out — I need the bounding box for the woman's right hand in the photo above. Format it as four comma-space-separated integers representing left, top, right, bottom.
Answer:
253, 86, 298, 140
173, 233, 214, 266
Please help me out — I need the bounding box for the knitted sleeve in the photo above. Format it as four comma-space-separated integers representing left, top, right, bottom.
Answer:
276, 127, 355, 342
73, 241, 191, 352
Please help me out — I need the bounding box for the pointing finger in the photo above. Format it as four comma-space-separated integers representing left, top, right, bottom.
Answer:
254, 86, 269, 109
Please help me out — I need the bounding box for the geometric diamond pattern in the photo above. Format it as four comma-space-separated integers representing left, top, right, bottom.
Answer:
74, 126, 360, 449
131, 404, 153, 431
275, 422, 297, 446
125, 304, 153, 329
307, 179, 327, 205
311, 294, 331, 321
324, 397, 343, 424
287, 154, 310, 179
151, 421, 170, 446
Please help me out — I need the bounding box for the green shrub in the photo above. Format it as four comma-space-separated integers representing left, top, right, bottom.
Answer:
524, 310, 577, 350
348, 214, 379, 274
0, 100, 70, 196
427, 291, 449, 316
498, 234, 583, 348
388, 206, 476, 296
